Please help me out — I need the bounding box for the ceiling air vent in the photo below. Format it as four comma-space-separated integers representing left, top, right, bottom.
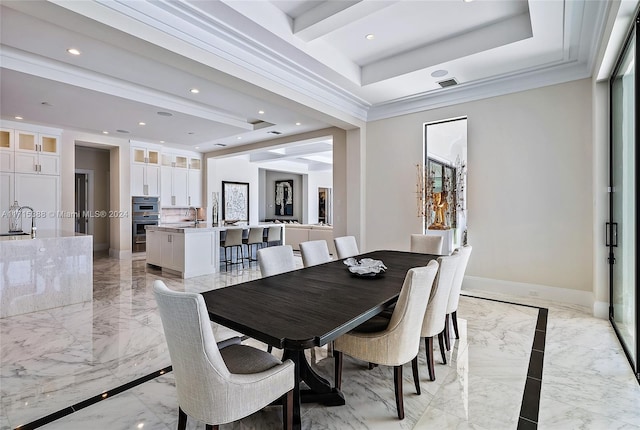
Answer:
267, 131, 282, 135
437, 78, 458, 88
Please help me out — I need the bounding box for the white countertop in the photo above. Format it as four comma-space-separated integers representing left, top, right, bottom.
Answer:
147, 223, 282, 233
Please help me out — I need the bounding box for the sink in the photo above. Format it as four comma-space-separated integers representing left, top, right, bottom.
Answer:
0, 232, 29, 237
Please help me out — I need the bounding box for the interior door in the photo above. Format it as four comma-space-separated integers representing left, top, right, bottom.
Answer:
609, 18, 639, 382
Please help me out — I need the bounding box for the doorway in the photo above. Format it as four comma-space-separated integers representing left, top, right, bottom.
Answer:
609, 14, 639, 382
318, 187, 332, 225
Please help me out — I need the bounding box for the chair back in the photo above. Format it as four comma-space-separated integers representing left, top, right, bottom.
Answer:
224, 228, 243, 246
386, 260, 439, 363
257, 245, 296, 277
247, 227, 265, 245
267, 226, 281, 242
421, 253, 460, 338
446, 245, 473, 314
299, 240, 332, 267
334, 236, 359, 259
411, 234, 444, 255
153, 280, 231, 423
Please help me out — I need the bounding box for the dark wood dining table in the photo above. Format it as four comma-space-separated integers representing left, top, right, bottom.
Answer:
200, 250, 437, 429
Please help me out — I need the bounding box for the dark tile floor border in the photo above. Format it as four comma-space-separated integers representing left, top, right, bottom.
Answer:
462, 294, 548, 430
14, 296, 547, 430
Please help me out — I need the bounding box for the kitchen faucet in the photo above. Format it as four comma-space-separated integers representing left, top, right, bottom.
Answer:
187, 207, 199, 226
20, 206, 37, 238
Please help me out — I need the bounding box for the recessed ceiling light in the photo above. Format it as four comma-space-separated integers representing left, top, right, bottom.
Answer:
258, 110, 265, 115
295, 122, 301, 126
14, 116, 23, 120
365, 34, 375, 40
157, 111, 173, 117
431, 69, 448, 78
237, 136, 242, 140
189, 88, 200, 94
160, 140, 165, 143
138, 122, 146, 126
102, 131, 109, 134
194, 146, 200, 149
67, 48, 81, 55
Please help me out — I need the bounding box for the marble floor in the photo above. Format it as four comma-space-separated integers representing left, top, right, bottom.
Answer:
1, 252, 639, 430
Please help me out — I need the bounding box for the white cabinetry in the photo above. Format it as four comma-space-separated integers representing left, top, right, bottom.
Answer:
14, 130, 59, 175
147, 229, 185, 272
0, 129, 15, 172
131, 144, 160, 196
160, 151, 202, 208
15, 173, 60, 232
0, 172, 14, 233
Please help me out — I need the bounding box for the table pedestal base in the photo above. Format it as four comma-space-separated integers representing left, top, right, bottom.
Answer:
282, 348, 345, 429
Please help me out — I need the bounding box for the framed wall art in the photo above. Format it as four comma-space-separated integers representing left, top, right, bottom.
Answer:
222, 181, 249, 223
274, 179, 294, 216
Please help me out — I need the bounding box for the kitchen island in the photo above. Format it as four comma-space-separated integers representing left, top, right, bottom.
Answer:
145, 224, 284, 278
0, 231, 93, 318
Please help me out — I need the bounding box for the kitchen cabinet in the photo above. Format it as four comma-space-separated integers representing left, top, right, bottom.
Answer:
161, 153, 189, 207
160, 151, 202, 208
146, 226, 217, 278
146, 229, 185, 272
0, 129, 14, 173
14, 131, 59, 175
14, 173, 60, 232
131, 144, 160, 196
0, 172, 13, 233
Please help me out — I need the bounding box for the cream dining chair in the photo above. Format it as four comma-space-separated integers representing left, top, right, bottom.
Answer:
410, 233, 444, 255
444, 244, 473, 350
334, 236, 359, 259
333, 260, 439, 420
257, 245, 296, 277
299, 239, 332, 267
153, 280, 295, 430
421, 253, 460, 381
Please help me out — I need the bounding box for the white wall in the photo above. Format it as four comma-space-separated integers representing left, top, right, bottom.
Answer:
366, 79, 594, 300
208, 155, 260, 224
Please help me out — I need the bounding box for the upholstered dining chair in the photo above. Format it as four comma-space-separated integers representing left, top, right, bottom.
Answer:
333, 260, 439, 420
410, 234, 444, 255
299, 240, 332, 267
152, 280, 295, 430
334, 236, 359, 259
444, 244, 473, 350
222, 228, 245, 270
257, 245, 296, 277
421, 253, 460, 381
244, 227, 266, 262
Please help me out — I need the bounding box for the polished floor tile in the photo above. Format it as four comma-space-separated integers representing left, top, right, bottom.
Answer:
0, 252, 639, 429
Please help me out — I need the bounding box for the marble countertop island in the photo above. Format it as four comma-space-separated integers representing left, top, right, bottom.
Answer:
0, 231, 93, 318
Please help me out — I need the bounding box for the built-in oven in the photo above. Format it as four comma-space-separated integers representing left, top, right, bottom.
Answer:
132, 196, 159, 253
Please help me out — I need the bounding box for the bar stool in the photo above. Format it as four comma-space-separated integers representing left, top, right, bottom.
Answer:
264, 226, 282, 247
244, 227, 266, 262
222, 228, 245, 270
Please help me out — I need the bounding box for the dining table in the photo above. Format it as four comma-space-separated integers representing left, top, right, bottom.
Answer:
200, 249, 437, 429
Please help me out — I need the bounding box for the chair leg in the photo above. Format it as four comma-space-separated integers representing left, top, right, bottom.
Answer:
452, 310, 460, 339
334, 351, 343, 390
267, 345, 273, 354
411, 356, 421, 395
283, 389, 293, 430
178, 407, 187, 430
444, 313, 451, 351
205, 425, 218, 430
425, 337, 435, 381
393, 365, 405, 420
438, 330, 447, 364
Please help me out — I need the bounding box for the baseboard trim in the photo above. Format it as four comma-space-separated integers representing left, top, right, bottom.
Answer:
108, 248, 132, 260
593, 301, 609, 320
463, 275, 596, 314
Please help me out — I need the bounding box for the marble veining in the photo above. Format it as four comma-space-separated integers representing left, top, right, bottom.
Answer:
0, 252, 639, 429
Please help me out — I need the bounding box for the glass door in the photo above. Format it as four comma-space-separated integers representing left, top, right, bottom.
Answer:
610, 17, 639, 382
